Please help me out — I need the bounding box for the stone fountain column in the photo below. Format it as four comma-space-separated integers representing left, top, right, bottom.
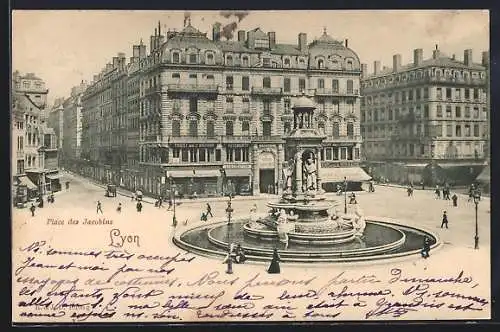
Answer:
295, 152, 303, 196
316, 147, 323, 192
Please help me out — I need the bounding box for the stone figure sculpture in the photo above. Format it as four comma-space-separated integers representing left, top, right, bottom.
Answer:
303, 156, 317, 191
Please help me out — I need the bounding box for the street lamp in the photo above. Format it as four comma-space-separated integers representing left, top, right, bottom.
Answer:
220, 166, 227, 197
473, 189, 480, 249
225, 196, 234, 274
344, 176, 348, 214
169, 175, 177, 227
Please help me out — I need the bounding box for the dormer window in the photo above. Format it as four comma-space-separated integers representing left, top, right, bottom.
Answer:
346, 60, 353, 70
172, 52, 180, 64
226, 55, 233, 66
299, 58, 305, 66
242, 56, 249, 67
317, 59, 324, 69
206, 53, 214, 64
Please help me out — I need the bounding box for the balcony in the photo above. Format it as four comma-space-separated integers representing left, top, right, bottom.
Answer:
221, 135, 252, 144
323, 135, 363, 143
315, 88, 360, 97
167, 84, 220, 94
251, 87, 283, 96
167, 135, 220, 145
251, 135, 284, 143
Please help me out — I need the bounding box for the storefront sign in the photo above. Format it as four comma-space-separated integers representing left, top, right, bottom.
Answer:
172, 143, 216, 148
227, 144, 249, 148
259, 152, 275, 169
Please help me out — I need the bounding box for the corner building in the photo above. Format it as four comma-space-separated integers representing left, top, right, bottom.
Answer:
135, 22, 368, 197
360, 47, 489, 185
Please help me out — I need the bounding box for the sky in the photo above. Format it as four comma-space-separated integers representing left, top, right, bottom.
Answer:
12, 10, 489, 105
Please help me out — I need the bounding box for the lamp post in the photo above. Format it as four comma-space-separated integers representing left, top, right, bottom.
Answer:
220, 166, 227, 197
473, 189, 480, 249
225, 196, 234, 274
344, 176, 348, 214
169, 175, 177, 227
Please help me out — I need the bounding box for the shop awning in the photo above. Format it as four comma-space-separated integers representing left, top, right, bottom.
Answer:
320, 167, 372, 182
438, 162, 486, 168
18, 176, 37, 190
167, 169, 220, 178
46, 173, 62, 180
225, 168, 252, 177
476, 165, 490, 183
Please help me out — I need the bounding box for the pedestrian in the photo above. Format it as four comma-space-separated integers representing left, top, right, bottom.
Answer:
200, 212, 208, 222
407, 185, 412, 197
159, 196, 163, 207
30, 203, 36, 217
235, 244, 247, 264
96, 200, 103, 214
349, 192, 357, 204
267, 248, 281, 274
452, 194, 458, 207
435, 186, 441, 199
117, 202, 122, 213
250, 203, 257, 214
136, 201, 142, 212
440, 211, 448, 229
167, 198, 173, 211
421, 236, 431, 258
206, 203, 213, 217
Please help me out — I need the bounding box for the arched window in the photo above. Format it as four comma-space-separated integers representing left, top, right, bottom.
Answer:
317, 59, 324, 69
284, 58, 290, 66
189, 54, 197, 64
172, 52, 180, 64
299, 58, 305, 66
263, 77, 271, 88
172, 120, 180, 137
346, 60, 353, 70
206, 53, 214, 64
226, 55, 233, 66
226, 121, 234, 136
332, 122, 340, 137
206, 120, 215, 137
347, 122, 354, 138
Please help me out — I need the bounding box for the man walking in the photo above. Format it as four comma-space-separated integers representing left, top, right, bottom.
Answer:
96, 200, 103, 214
440, 211, 448, 229
117, 202, 122, 213
206, 203, 213, 217
167, 197, 173, 211
452, 194, 458, 207
30, 203, 36, 217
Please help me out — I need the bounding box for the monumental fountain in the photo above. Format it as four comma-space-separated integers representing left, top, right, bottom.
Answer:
173, 95, 440, 263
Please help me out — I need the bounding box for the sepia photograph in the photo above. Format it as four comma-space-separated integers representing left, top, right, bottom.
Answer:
11, 9, 491, 323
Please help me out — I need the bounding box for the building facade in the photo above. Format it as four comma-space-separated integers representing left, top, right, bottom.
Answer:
12, 71, 60, 199
360, 47, 489, 185
80, 21, 369, 197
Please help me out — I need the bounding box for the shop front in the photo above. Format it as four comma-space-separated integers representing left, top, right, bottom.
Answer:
46, 172, 62, 192
319, 166, 372, 192
16, 175, 38, 200
167, 169, 220, 198
224, 168, 252, 196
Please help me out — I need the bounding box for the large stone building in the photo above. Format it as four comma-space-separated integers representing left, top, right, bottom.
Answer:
360, 47, 489, 185
80, 20, 369, 197
11, 71, 60, 199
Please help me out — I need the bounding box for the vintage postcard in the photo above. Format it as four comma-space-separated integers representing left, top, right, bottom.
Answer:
11, 10, 491, 323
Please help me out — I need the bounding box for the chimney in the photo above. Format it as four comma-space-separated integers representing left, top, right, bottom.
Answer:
345, 39, 348, 48
112, 57, 119, 67
247, 30, 255, 48
133, 45, 140, 58
298, 33, 307, 52
464, 49, 473, 66
139, 39, 146, 58
212, 24, 221, 41
432, 44, 440, 59
374, 60, 381, 75
268, 32, 276, 49
238, 30, 245, 42
361, 63, 368, 78
482, 51, 489, 66
413, 48, 423, 66
393, 54, 402, 72
157, 35, 165, 48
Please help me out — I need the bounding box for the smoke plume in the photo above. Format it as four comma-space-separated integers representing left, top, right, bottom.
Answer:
184, 11, 191, 27
216, 11, 250, 40
221, 22, 238, 40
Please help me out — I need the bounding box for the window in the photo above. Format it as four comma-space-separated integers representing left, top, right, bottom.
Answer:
226, 76, 233, 90
226, 55, 233, 66
284, 122, 291, 133
226, 98, 234, 113
325, 148, 332, 160
172, 120, 180, 137
424, 105, 429, 118
374, 110, 379, 122
332, 79, 339, 93
473, 124, 479, 137
242, 56, 249, 67
446, 88, 452, 99
446, 124, 452, 137
299, 78, 306, 92
317, 59, 324, 69
242, 76, 249, 91
284, 58, 290, 66
332, 122, 340, 137
388, 109, 393, 120
206, 121, 215, 137
455, 125, 462, 137
346, 80, 354, 94
455, 106, 461, 118
347, 122, 354, 138
215, 149, 221, 161
464, 124, 471, 137
263, 122, 271, 136
455, 88, 461, 100
263, 77, 271, 88
424, 87, 429, 99
401, 91, 406, 102
416, 89, 421, 100
284, 78, 291, 92
340, 148, 347, 160
436, 105, 443, 117
465, 88, 470, 99
460, 107, 470, 120
409, 90, 414, 101
436, 88, 442, 100
189, 74, 197, 79
263, 100, 271, 116
172, 52, 180, 63
446, 106, 452, 118
255, 38, 269, 49
346, 60, 353, 70
317, 79, 324, 89
473, 107, 479, 118
206, 53, 214, 64
473, 88, 479, 100
242, 121, 250, 134
189, 54, 197, 64
284, 99, 291, 112
225, 121, 234, 136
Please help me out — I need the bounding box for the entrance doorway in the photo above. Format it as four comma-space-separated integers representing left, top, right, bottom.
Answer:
259, 169, 275, 194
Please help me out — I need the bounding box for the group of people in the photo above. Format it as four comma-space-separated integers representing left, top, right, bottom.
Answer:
29, 193, 56, 217
200, 203, 213, 221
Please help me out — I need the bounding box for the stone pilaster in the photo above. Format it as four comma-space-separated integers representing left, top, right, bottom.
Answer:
252, 144, 260, 196
316, 147, 323, 192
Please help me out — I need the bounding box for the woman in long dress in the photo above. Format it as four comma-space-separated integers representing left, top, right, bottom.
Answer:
267, 248, 281, 274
